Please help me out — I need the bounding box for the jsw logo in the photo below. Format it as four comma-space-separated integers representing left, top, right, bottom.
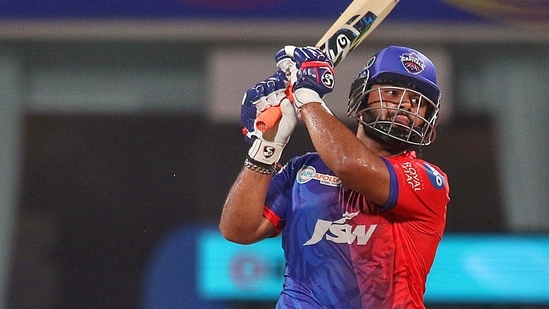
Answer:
304, 211, 377, 246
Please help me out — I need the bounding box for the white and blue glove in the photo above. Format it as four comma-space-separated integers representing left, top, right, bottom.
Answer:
276, 46, 335, 109
240, 70, 297, 166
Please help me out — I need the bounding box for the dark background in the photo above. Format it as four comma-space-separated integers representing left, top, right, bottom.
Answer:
1, 0, 548, 308
8, 111, 505, 308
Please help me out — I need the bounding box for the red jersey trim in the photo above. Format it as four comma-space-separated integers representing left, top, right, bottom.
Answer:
263, 206, 284, 236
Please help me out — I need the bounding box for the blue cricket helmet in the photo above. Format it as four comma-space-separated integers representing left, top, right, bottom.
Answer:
347, 46, 441, 149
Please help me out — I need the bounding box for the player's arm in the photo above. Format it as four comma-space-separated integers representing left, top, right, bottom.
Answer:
219, 70, 297, 244
299, 104, 390, 205
220, 167, 276, 244
286, 46, 391, 205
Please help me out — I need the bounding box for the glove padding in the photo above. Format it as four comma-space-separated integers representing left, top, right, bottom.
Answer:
241, 70, 287, 144
241, 70, 297, 165
247, 98, 296, 165
276, 46, 335, 109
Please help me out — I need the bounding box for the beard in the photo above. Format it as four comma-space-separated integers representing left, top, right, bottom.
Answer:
360, 109, 424, 150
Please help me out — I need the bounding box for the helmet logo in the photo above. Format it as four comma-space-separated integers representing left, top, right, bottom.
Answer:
400, 52, 426, 75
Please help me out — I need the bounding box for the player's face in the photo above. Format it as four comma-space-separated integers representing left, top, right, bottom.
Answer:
365, 84, 428, 129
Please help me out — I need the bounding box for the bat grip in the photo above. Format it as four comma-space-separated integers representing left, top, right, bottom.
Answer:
255, 58, 297, 132
256, 105, 282, 132
255, 85, 293, 132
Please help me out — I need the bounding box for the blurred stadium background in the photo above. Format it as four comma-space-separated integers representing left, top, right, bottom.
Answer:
0, 0, 548, 308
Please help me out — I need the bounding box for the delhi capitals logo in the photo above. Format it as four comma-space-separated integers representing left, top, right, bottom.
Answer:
400, 52, 426, 75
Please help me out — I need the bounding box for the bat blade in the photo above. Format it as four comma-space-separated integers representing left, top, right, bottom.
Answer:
316, 0, 399, 65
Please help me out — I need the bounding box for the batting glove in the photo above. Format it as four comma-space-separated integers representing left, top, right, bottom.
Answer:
241, 70, 297, 165
277, 46, 335, 109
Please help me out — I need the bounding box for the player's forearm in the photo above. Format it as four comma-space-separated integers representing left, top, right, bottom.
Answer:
300, 103, 390, 204
219, 168, 273, 244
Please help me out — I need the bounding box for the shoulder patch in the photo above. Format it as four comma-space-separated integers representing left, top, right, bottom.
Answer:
424, 163, 445, 189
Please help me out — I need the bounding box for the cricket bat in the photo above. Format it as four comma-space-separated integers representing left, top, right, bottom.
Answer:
255, 0, 400, 132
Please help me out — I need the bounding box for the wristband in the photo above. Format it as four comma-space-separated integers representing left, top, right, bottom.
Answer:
244, 157, 280, 175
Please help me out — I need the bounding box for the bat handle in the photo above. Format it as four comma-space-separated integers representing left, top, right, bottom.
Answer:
256, 105, 283, 132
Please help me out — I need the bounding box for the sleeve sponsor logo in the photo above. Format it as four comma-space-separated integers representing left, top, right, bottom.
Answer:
424, 163, 445, 189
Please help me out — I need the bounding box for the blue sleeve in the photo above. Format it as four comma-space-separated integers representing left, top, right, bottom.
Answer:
264, 158, 297, 223
380, 157, 398, 211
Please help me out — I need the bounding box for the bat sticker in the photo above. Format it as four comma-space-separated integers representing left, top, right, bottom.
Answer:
319, 12, 378, 66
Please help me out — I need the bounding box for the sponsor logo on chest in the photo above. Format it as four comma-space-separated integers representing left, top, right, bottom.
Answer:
296, 165, 341, 187
304, 211, 377, 246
